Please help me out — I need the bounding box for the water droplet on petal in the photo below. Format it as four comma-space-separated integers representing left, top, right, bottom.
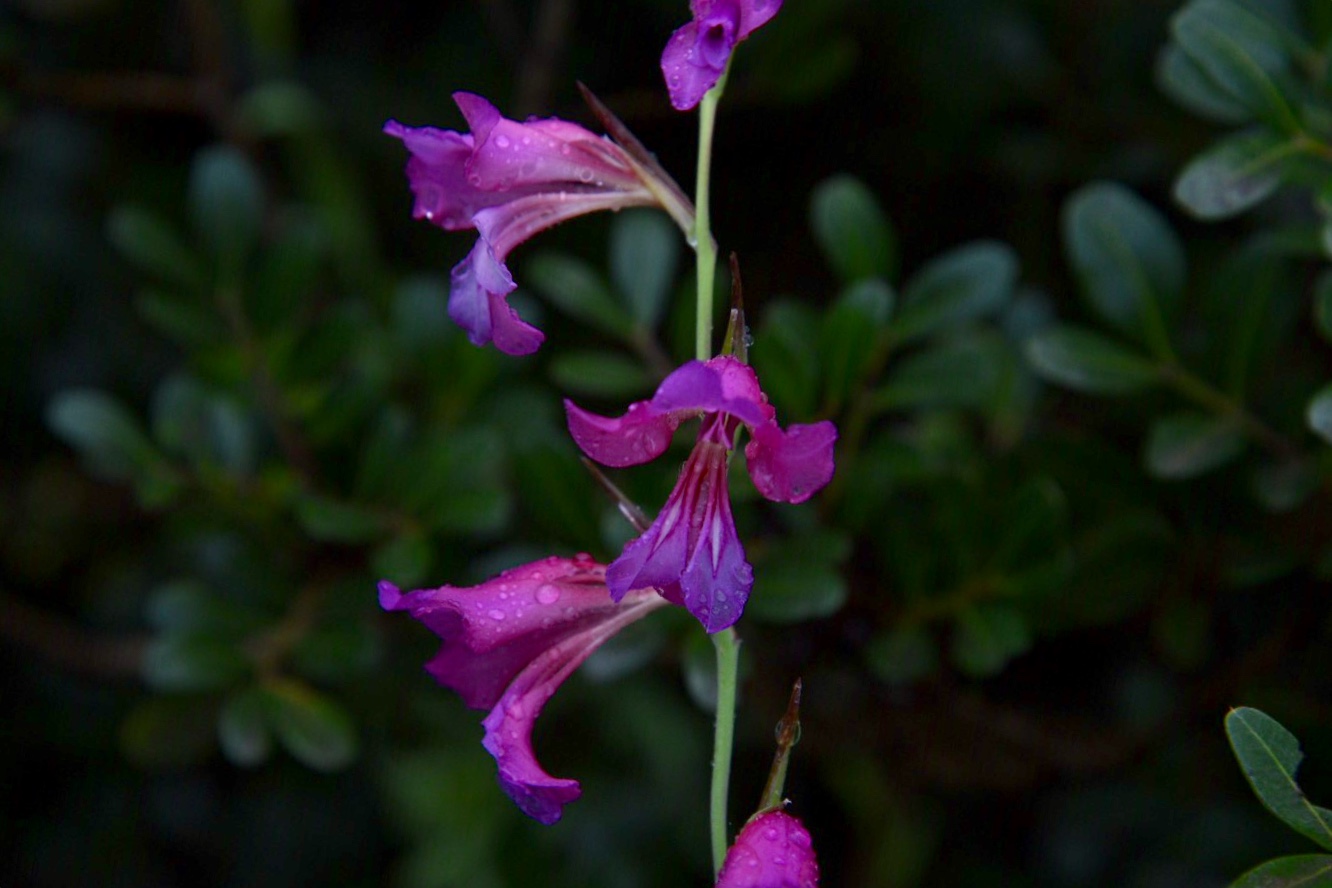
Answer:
536, 584, 562, 605
577, 168, 595, 183
488, 609, 506, 621
494, 134, 511, 148
765, 828, 779, 840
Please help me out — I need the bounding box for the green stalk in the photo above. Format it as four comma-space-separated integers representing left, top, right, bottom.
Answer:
693, 67, 728, 362
710, 627, 741, 873
691, 68, 741, 876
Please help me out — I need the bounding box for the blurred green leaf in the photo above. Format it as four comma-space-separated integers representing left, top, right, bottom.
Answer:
218, 686, 273, 767
249, 209, 327, 330
748, 557, 848, 624
1230, 855, 1332, 888
609, 209, 679, 329
1144, 412, 1246, 479
146, 580, 262, 636
875, 332, 1012, 411
48, 389, 182, 506
525, 252, 634, 339
1315, 272, 1332, 343
810, 175, 897, 284
865, 625, 939, 685
1251, 460, 1319, 513
1152, 598, 1211, 670
292, 622, 380, 683
991, 477, 1067, 573
1024, 325, 1160, 394
819, 278, 894, 409
1308, 384, 1332, 445
135, 289, 224, 346
372, 532, 433, 588
238, 82, 323, 137
1063, 183, 1184, 351
107, 205, 203, 289
1174, 128, 1293, 220
49, 389, 161, 479
1156, 43, 1251, 124
752, 299, 821, 418
1225, 707, 1332, 851
1170, 0, 1297, 126
295, 494, 386, 543
190, 145, 264, 279
264, 679, 358, 771
152, 375, 256, 475
950, 605, 1031, 678
120, 697, 218, 770
682, 631, 719, 712
142, 632, 250, 692
892, 241, 1017, 344
549, 350, 650, 399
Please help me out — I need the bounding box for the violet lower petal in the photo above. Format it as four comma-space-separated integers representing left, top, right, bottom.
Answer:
744, 420, 837, 504
447, 240, 543, 356
715, 809, 820, 888
379, 557, 666, 823
606, 439, 751, 632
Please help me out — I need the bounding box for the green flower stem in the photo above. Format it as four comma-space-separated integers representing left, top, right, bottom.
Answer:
710, 626, 741, 874
693, 67, 728, 362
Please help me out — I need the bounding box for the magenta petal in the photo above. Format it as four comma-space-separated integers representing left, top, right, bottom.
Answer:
716, 810, 820, 888
744, 420, 837, 504
564, 399, 680, 467
661, 21, 725, 111
606, 441, 751, 632
735, 0, 783, 38
383, 120, 484, 229
651, 358, 770, 429
379, 558, 665, 824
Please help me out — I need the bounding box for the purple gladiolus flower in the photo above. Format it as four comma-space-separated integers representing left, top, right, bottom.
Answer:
379, 555, 667, 824
715, 810, 820, 888
565, 356, 836, 633
385, 93, 689, 355
661, 0, 784, 110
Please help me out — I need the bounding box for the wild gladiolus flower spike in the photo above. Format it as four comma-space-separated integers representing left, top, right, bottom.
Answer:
715, 809, 820, 888
386, 92, 693, 355
566, 356, 836, 633
661, 0, 784, 110
379, 555, 668, 824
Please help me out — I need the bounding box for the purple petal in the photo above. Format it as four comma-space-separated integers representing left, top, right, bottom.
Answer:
661, 21, 726, 111
716, 809, 820, 888
564, 398, 680, 468
744, 420, 837, 504
651, 358, 771, 429
448, 241, 543, 356
379, 557, 666, 824
607, 440, 752, 632
454, 91, 643, 193
383, 120, 486, 229
663, 0, 783, 111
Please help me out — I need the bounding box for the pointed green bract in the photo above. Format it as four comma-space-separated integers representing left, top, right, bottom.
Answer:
1225, 707, 1332, 851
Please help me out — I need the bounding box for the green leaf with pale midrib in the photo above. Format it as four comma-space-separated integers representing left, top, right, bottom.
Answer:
1226, 707, 1332, 851
1230, 854, 1332, 888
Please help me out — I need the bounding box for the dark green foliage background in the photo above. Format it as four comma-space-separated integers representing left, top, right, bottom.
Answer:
4, 0, 1332, 885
